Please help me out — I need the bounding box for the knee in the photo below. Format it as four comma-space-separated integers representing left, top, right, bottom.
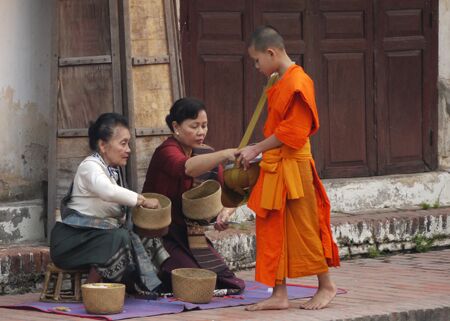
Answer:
110, 228, 131, 246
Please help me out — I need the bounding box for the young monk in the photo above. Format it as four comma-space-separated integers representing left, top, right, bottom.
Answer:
236, 25, 340, 311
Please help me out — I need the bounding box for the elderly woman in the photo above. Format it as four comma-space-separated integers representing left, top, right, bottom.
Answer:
142, 97, 245, 294
50, 113, 169, 298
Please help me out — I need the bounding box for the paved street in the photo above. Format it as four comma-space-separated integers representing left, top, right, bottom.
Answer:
1, 249, 449, 321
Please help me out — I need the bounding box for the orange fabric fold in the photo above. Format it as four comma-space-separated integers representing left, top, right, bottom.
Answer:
259, 141, 311, 210
248, 64, 340, 287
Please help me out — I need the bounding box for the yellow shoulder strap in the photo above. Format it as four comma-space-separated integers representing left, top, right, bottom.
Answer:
238, 74, 279, 149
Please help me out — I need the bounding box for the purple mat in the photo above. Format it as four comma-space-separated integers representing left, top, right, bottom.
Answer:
2, 281, 346, 320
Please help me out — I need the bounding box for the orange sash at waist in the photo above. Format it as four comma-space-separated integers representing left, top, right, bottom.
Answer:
259, 139, 312, 210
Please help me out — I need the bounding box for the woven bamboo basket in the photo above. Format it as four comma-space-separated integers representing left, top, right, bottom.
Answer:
81, 283, 125, 315
172, 268, 217, 303
182, 180, 222, 220
132, 193, 172, 230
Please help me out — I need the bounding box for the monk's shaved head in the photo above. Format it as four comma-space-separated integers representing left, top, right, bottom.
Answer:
248, 25, 285, 51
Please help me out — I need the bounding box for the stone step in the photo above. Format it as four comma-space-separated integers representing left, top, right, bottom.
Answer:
207, 207, 450, 270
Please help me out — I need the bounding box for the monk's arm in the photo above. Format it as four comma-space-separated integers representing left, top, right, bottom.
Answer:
274, 94, 313, 149
253, 135, 283, 154
236, 135, 282, 169
185, 148, 235, 177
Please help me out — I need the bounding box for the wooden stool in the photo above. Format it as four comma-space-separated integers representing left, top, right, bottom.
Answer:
40, 263, 89, 302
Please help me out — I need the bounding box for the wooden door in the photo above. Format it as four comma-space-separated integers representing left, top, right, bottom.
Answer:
181, 0, 438, 178
48, 0, 184, 236
375, 0, 438, 175
48, 0, 122, 233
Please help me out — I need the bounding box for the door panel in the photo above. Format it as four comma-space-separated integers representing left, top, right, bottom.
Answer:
58, 0, 111, 57
386, 51, 423, 162
202, 55, 245, 149
57, 65, 113, 129
325, 53, 367, 164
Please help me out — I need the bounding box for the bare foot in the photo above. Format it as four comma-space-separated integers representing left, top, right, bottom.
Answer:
246, 283, 290, 311
299, 283, 337, 310
245, 295, 289, 311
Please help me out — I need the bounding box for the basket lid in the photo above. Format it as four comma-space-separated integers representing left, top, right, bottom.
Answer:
182, 180, 222, 220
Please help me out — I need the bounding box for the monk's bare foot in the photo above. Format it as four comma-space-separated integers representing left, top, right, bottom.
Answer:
245, 295, 289, 311
299, 282, 336, 310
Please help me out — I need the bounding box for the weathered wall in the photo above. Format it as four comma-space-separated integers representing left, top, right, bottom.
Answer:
0, 0, 52, 244
439, 0, 450, 169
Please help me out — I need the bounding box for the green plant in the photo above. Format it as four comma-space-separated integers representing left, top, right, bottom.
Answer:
420, 202, 431, 210
413, 235, 434, 253
432, 201, 440, 209
367, 246, 380, 258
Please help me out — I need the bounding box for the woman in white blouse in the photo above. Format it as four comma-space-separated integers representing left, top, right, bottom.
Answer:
50, 113, 169, 298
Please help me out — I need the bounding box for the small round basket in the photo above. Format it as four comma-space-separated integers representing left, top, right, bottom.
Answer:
81, 283, 125, 315
132, 193, 172, 230
171, 268, 217, 304
182, 180, 222, 221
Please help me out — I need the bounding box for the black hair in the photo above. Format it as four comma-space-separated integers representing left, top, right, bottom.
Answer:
88, 113, 129, 151
248, 25, 285, 51
165, 97, 206, 132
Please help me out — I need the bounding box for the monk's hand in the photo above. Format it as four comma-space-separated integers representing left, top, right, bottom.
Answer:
142, 198, 161, 209
214, 207, 235, 231
236, 145, 260, 170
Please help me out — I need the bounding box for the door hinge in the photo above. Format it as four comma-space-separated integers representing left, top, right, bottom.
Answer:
429, 129, 434, 146
429, 11, 433, 28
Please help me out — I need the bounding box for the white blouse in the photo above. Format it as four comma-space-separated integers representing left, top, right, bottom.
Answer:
68, 156, 138, 220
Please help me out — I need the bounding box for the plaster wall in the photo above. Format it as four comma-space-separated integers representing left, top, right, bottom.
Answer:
0, 0, 52, 244
0, 1, 52, 202
439, 0, 450, 169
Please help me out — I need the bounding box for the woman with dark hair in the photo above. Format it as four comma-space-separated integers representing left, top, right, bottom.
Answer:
50, 112, 169, 298
142, 97, 245, 294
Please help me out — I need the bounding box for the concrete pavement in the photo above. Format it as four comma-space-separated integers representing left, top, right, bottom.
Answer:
1, 248, 449, 321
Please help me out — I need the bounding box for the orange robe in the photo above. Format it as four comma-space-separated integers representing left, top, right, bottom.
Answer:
248, 64, 340, 287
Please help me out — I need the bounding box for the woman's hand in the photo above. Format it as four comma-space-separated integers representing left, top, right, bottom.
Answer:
235, 145, 260, 170
137, 194, 160, 209
222, 148, 238, 162
142, 198, 160, 209
214, 207, 235, 231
